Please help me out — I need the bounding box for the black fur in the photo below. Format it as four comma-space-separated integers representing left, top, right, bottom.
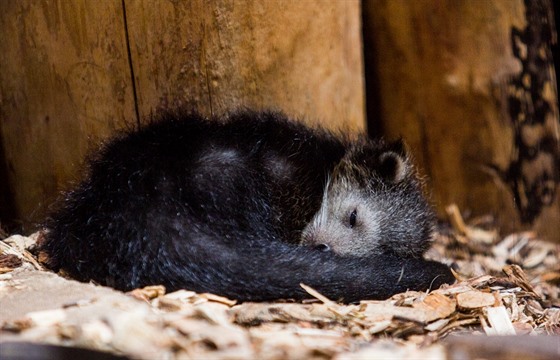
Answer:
40, 111, 453, 303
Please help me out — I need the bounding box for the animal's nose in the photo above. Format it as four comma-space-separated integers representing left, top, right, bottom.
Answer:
314, 244, 331, 252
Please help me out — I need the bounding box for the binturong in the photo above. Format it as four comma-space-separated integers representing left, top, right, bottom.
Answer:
38, 110, 454, 303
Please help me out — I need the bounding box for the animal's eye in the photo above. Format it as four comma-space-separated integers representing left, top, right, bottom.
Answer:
315, 244, 331, 252
349, 209, 357, 228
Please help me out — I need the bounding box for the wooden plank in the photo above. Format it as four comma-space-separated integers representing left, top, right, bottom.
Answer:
363, 0, 560, 242
1, 0, 364, 230
0, 0, 136, 229
124, 0, 365, 132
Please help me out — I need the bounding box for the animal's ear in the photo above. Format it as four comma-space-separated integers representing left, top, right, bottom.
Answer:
344, 139, 411, 184
385, 138, 407, 157
378, 140, 410, 183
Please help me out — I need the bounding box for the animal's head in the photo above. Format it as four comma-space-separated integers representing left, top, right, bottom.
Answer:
300, 139, 435, 257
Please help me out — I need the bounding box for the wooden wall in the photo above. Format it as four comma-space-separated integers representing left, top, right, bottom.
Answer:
124, 1, 364, 129
363, 0, 559, 242
1, 0, 559, 243
0, 0, 364, 231
0, 1, 136, 230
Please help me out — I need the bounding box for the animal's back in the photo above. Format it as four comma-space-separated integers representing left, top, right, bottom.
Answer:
40, 111, 454, 302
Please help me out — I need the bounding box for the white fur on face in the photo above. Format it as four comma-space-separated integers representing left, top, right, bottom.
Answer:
301, 177, 384, 257
300, 143, 433, 258
309, 175, 332, 231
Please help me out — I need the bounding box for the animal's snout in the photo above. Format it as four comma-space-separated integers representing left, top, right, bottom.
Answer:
302, 229, 331, 252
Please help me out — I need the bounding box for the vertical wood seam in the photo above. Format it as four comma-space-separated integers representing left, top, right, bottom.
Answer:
121, 0, 140, 126
202, 22, 214, 116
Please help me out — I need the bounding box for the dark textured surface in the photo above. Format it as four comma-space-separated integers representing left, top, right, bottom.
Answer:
0, 342, 129, 360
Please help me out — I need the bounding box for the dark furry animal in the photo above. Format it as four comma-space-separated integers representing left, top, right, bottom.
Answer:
40, 111, 453, 302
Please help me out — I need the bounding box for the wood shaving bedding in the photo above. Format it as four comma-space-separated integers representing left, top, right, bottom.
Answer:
0, 205, 558, 359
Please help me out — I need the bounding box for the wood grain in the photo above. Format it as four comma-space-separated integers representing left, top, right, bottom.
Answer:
363, 0, 559, 242
123, 0, 365, 132
0, 0, 136, 228
0, 0, 365, 229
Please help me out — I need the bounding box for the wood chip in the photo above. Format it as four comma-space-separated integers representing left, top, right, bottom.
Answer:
163, 289, 197, 301
0, 204, 558, 359
199, 293, 237, 306
412, 293, 457, 322
0, 267, 14, 274
424, 318, 451, 332
457, 290, 496, 309
363, 294, 455, 324
300, 283, 336, 306
540, 271, 560, 284
484, 306, 516, 335
155, 297, 183, 311
127, 285, 166, 301
0, 254, 23, 269
502, 264, 540, 298
20, 250, 44, 271
465, 227, 498, 245
367, 320, 393, 334
25, 309, 67, 327
194, 302, 232, 326
232, 303, 337, 325
80, 320, 114, 346
446, 204, 468, 235
522, 246, 550, 268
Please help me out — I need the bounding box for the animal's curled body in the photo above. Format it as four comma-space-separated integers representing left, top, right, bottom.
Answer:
40, 111, 453, 302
